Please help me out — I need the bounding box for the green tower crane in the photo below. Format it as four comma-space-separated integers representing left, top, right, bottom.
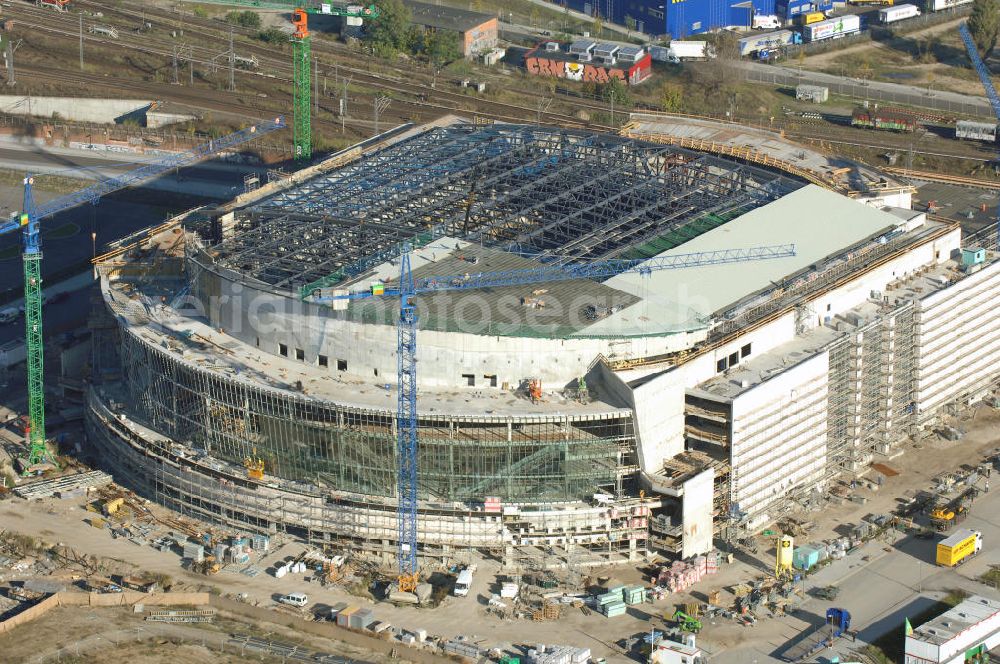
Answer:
291, 4, 380, 161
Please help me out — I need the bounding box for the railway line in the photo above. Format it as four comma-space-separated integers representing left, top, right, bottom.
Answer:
12, 0, 610, 132
882, 167, 1000, 190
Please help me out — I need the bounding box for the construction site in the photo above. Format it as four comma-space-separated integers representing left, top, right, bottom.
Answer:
2, 0, 1000, 660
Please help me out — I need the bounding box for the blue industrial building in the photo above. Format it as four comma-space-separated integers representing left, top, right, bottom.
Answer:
559, 0, 830, 37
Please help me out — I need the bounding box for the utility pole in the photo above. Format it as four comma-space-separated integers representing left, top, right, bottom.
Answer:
373, 94, 390, 136
340, 76, 350, 134
536, 97, 551, 124
172, 45, 179, 85
314, 56, 319, 115
79, 13, 84, 71
228, 28, 235, 92
5, 39, 19, 87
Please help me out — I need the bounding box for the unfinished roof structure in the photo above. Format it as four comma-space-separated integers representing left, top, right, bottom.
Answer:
208, 124, 801, 293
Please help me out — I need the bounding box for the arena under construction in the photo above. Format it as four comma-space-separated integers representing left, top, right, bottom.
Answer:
86, 119, 1000, 570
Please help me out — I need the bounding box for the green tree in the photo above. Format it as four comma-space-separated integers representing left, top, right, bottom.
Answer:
625, 15, 636, 37
969, 0, 1000, 59
601, 77, 632, 107
592, 16, 603, 37
660, 82, 683, 112
423, 29, 462, 67
256, 26, 287, 43
225, 10, 261, 28
367, 0, 412, 53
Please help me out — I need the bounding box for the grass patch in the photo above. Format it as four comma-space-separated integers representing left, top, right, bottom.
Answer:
981, 566, 1000, 589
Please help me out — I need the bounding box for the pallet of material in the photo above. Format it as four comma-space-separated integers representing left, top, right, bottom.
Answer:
15, 471, 113, 499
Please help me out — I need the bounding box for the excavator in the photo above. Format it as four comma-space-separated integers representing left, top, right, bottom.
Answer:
671, 609, 703, 633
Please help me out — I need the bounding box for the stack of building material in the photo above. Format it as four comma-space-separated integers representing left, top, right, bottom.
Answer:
623, 586, 646, 605
655, 551, 722, 594
442, 638, 480, 659
251, 533, 270, 551
527, 645, 592, 663
182, 542, 204, 563
597, 590, 627, 617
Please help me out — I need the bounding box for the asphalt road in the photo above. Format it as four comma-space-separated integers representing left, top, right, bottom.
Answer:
714, 473, 1000, 663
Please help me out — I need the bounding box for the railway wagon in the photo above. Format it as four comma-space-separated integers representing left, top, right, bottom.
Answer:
851, 107, 916, 132
956, 120, 997, 142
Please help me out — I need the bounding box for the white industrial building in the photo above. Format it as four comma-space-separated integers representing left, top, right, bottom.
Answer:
85, 120, 1000, 567
905, 595, 1000, 663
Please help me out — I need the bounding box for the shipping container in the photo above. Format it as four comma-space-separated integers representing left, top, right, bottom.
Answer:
880, 3, 921, 22
737, 29, 802, 56
803, 14, 862, 41
956, 120, 997, 142
936, 529, 982, 566
796, 84, 829, 102
336, 606, 359, 627
851, 107, 916, 132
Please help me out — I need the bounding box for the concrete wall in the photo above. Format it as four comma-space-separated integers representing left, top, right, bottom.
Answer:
197, 260, 706, 390
681, 468, 714, 558
0, 95, 150, 124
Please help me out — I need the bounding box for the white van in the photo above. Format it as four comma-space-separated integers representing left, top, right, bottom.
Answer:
278, 591, 308, 607
453, 568, 473, 597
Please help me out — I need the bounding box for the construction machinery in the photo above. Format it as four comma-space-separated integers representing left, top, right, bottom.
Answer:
309, 242, 796, 599
244, 448, 265, 480
0, 117, 285, 474
291, 4, 379, 161
781, 607, 852, 662
671, 609, 702, 633
960, 21, 1000, 249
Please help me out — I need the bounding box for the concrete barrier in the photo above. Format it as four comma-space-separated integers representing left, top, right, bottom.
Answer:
0, 591, 212, 633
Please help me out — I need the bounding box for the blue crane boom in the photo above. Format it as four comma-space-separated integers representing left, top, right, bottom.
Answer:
0, 116, 285, 472
314, 244, 797, 301
311, 241, 797, 587
959, 22, 1000, 249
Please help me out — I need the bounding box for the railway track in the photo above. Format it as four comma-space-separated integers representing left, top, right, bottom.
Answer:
14, 0, 610, 132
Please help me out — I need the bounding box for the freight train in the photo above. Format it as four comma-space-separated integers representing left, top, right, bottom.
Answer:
851, 107, 916, 132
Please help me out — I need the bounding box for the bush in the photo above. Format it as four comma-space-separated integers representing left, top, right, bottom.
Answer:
226, 10, 261, 29
192, 6, 208, 18
257, 27, 287, 43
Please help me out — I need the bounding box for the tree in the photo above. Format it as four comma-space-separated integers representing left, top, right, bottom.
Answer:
592, 16, 603, 37
423, 29, 462, 67
367, 0, 412, 53
601, 77, 632, 107
225, 10, 261, 29
969, 0, 1000, 59
625, 15, 636, 37
660, 82, 684, 112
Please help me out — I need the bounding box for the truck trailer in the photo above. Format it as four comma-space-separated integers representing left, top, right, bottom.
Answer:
926, 0, 971, 10
879, 3, 921, 22
659, 40, 713, 63
956, 120, 997, 142
737, 29, 802, 56
803, 14, 861, 41
936, 529, 982, 567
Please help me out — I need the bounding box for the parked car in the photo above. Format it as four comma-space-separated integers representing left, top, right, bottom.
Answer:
278, 592, 308, 607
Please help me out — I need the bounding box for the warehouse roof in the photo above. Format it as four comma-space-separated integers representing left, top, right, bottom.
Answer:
909, 595, 1000, 646
405, 0, 494, 32
580, 186, 902, 335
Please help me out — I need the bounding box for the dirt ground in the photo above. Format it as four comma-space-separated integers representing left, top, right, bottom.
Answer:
0, 604, 392, 663
799, 16, 987, 96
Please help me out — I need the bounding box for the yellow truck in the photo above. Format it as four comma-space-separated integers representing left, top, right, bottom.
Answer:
795, 11, 826, 25
936, 529, 982, 567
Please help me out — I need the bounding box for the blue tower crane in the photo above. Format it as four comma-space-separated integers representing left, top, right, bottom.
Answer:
0, 117, 285, 472
959, 22, 1000, 248
311, 242, 797, 588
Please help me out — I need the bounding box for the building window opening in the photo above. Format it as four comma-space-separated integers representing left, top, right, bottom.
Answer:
318, 354, 328, 368
484, 374, 498, 387
337, 359, 347, 371
717, 358, 727, 372
729, 352, 739, 366
741, 343, 751, 358
462, 373, 475, 386
279, 343, 288, 357
295, 348, 305, 361
374, 368, 379, 377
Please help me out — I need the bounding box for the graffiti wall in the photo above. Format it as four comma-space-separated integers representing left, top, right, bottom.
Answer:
524, 53, 652, 85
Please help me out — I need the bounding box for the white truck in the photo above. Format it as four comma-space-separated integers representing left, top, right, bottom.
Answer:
802, 14, 861, 42
654, 41, 714, 64
753, 14, 782, 29
879, 3, 920, 23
